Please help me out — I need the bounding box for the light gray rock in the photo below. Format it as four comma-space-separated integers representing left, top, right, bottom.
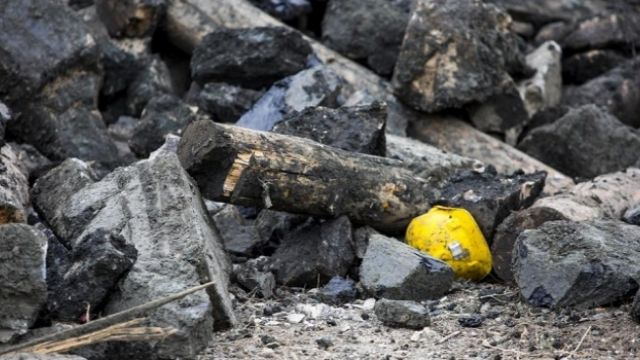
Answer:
236, 66, 342, 131
517, 41, 562, 117
374, 299, 430, 329
360, 234, 453, 300
0, 224, 47, 344
36, 142, 235, 358
514, 220, 640, 309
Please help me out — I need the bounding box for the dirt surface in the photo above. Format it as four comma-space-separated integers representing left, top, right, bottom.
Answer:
202, 282, 640, 359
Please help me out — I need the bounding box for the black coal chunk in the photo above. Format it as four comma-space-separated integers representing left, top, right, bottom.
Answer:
191, 27, 313, 89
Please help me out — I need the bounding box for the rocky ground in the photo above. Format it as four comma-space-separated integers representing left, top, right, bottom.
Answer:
205, 283, 640, 360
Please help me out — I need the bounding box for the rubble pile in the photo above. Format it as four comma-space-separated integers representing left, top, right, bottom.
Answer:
1, 0, 640, 359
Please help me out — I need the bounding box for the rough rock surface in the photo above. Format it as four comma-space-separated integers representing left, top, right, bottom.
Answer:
126, 56, 174, 117
322, 0, 412, 75
0, 144, 30, 225
191, 27, 312, 89
360, 234, 453, 300
563, 58, 640, 128
269, 216, 355, 288
392, 0, 525, 112
187, 83, 263, 123
374, 299, 431, 329
0, 224, 47, 343
233, 257, 276, 299
315, 277, 358, 305
560, 13, 640, 53
273, 102, 387, 156
129, 94, 198, 157
236, 66, 342, 131
562, 50, 627, 85
212, 205, 265, 258
518, 105, 640, 178
35, 143, 235, 358
514, 220, 640, 309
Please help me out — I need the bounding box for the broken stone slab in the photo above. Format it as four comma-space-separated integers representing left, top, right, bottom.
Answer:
232, 256, 275, 298
191, 27, 312, 89
268, 216, 355, 288
315, 276, 357, 305
360, 234, 453, 300
391, 0, 526, 112
248, 0, 311, 20
321, 0, 412, 75
0, 224, 47, 344
374, 299, 430, 329
0, 355, 87, 360
517, 41, 562, 118
492, 168, 640, 282
235, 66, 342, 131
96, 0, 166, 38
0, 144, 30, 225
562, 50, 628, 85
562, 58, 640, 128
467, 77, 529, 145
212, 205, 265, 258
436, 169, 546, 241
273, 102, 387, 156
518, 105, 640, 178
129, 95, 198, 157
126, 55, 174, 117
186, 83, 263, 123
35, 144, 235, 358
514, 220, 640, 309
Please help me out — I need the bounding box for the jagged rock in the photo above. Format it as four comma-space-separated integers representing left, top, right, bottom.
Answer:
1, 0, 122, 171
255, 209, 308, 245
517, 41, 562, 117
560, 13, 640, 53
212, 205, 265, 258
0, 144, 30, 225
269, 216, 355, 288
623, 207, 640, 226
32, 158, 97, 245
468, 78, 528, 144
129, 95, 198, 157
0, 354, 87, 360
11, 144, 54, 182
96, 0, 166, 38
437, 170, 546, 240
518, 105, 640, 178
0, 224, 47, 343
321, 0, 412, 75
191, 27, 312, 89
236, 66, 342, 131
514, 220, 640, 309
186, 83, 263, 123
126, 56, 174, 116
392, 0, 526, 112
360, 234, 453, 300
316, 277, 357, 305
563, 58, 640, 128
248, 0, 311, 20
233, 256, 276, 298
35, 143, 235, 358
374, 299, 430, 329
353, 226, 380, 260
562, 50, 628, 85
0, 102, 9, 146
273, 102, 387, 156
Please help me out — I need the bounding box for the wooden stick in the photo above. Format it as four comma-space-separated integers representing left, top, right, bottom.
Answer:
0, 282, 215, 356
164, 0, 574, 194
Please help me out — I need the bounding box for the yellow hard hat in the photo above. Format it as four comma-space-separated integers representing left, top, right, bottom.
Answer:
406, 206, 492, 280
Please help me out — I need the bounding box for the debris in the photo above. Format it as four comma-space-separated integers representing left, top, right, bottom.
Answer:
178, 121, 435, 232
321, 0, 412, 75
268, 216, 355, 287
191, 27, 312, 89
0, 224, 47, 344
458, 314, 485, 328
186, 83, 263, 123
518, 105, 640, 178
315, 336, 334, 350
391, 0, 526, 112
406, 206, 492, 281
236, 66, 342, 131
493, 168, 640, 282
273, 102, 387, 156
315, 277, 358, 305
374, 299, 431, 330
514, 220, 640, 309
360, 234, 454, 300
286, 313, 305, 324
